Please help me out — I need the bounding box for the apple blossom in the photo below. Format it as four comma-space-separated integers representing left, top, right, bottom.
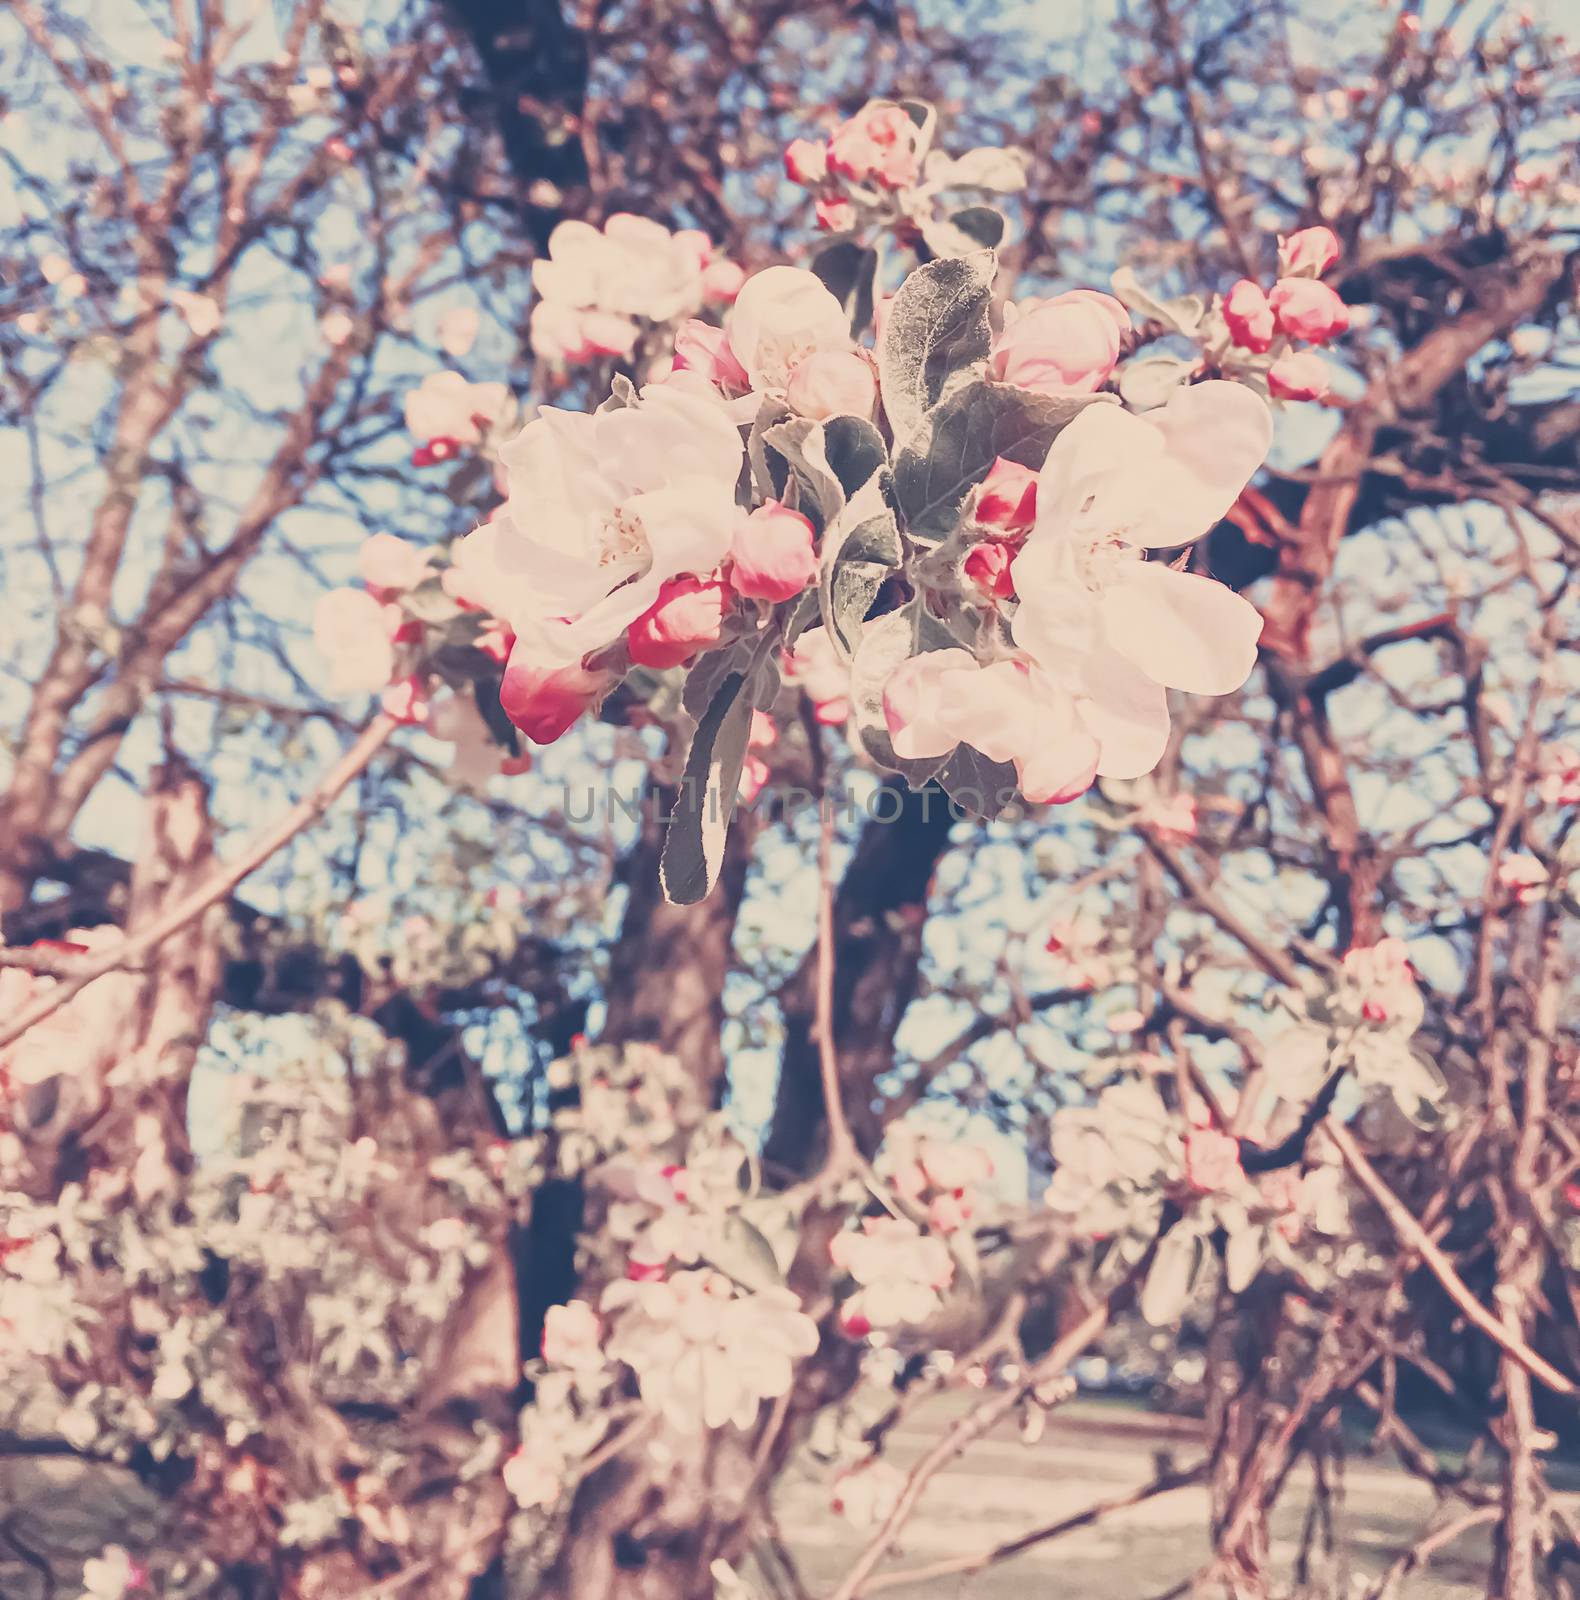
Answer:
1278, 225, 1341, 277
492, 373, 745, 663
626, 573, 735, 669
827, 103, 923, 190
725, 266, 853, 393
1341, 938, 1422, 1028
1183, 1127, 1243, 1194
82, 1545, 147, 1600
1538, 742, 1580, 806
784, 137, 830, 186
974, 456, 1038, 534
1223, 279, 1275, 352
358, 532, 429, 598
313, 587, 395, 695
1267, 349, 1330, 401
533, 214, 715, 329
701, 258, 746, 304
1268, 278, 1349, 343
785, 626, 852, 724
784, 348, 877, 420
884, 650, 1100, 803
673, 319, 751, 394
1141, 792, 1198, 838
403, 370, 513, 446
815, 197, 857, 232
963, 540, 1015, 599
990, 291, 1130, 397
730, 502, 817, 602
441, 521, 515, 612
830, 1216, 954, 1330
541, 1300, 604, 1372
1498, 852, 1549, 904
1010, 382, 1273, 770
500, 650, 612, 744
600, 1270, 819, 1430
503, 1446, 562, 1510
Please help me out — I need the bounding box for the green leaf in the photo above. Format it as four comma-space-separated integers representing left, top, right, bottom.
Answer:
811, 240, 881, 339
877, 250, 997, 444
660, 670, 755, 905
471, 677, 521, 756
701, 1214, 784, 1292
893, 380, 1112, 543
761, 416, 844, 530
935, 742, 1020, 820
442, 454, 492, 506
747, 394, 794, 503
821, 414, 889, 499
920, 206, 1007, 259
819, 474, 901, 656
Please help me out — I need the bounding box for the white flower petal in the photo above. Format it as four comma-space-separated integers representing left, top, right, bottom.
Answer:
1100, 562, 1263, 695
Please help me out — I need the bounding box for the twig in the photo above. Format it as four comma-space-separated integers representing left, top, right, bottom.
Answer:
0, 716, 397, 1052
859, 1458, 1206, 1594
1325, 1119, 1577, 1397
823, 1248, 1156, 1600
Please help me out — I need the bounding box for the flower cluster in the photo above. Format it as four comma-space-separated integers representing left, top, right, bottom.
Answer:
829, 1216, 954, 1336
528, 214, 743, 372
1273, 937, 1442, 1121
884, 380, 1272, 802
784, 99, 1026, 249
312, 101, 1284, 904
601, 1269, 819, 1430
874, 1123, 996, 1234
1219, 226, 1348, 401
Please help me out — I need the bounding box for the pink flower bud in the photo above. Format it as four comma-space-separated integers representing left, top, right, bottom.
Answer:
827, 104, 921, 190
964, 541, 1016, 599
1267, 349, 1330, 401
989, 290, 1130, 396
701, 258, 746, 304
785, 349, 876, 421
1223, 280, 1275, 353
731, 502, 817, 602
815, 197, 857, 233
626, 574, 734, 668
785, 138, 830, 186
672, 319, 751, 393
1268, 278, 1350, 343
1278, 226, 1341, 278
975, 456, 1038, 533
500, 646, 610, 744
411, 436, 461, 467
